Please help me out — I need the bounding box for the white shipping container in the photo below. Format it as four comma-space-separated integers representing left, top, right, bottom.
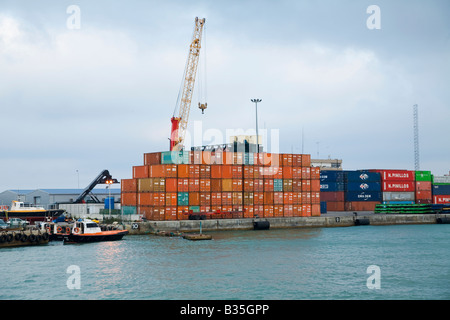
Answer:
433, 176, 450, 184
382, 192, 415, 201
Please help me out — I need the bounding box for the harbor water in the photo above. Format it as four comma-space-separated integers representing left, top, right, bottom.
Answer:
1, 224, 449, 300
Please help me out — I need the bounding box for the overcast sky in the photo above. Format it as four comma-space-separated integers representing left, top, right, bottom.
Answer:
1, 0, 449, 191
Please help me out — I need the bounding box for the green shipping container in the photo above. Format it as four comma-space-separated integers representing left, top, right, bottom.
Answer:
177, 192, 189, 206
189, 206, 200, 213
161, 151, 190, 164
415, 171, 432, 181
274, 179, 283, 191
122, 206, 137, 215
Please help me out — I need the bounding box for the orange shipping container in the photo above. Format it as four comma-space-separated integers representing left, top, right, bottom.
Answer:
254, 179, 264, 191
201, 151, 212, 165
311, 180, 321, 192
211, 192, 222, 205
264, 179, 274, 191
264, 205, 274, 217
165, 206, 177, 220
232, 179, 243, 191
152, 207, 165, 221
274, 192, 284, 204
293, 167, 301, 179
311, 192, 320, 204
189, 192, 200, 206
177, 178, 189, 192
244, 205, 254, 218
138, 193, 153, 206
133, 165, 149, 179
282, 154, 293, 167
138, 178, 153, 192
254, 204, 264, 217
264, 192, 274, 204
301, 167, 311, 179
153, 192, 166, 206
311, 167, 320, 180
165, 165, 177, 178
189, 178, 200, 192
189, 165, 200, 178
211, 165, 222, 179
293, 204, 302, 216
122, 179, 137, 193
222, 165, 233, 178
302, 204, 311, 217
222, 205, 233, 212
121, 193, 137, 206
416, 190, 432, 200
274, 205, 284, 217
302, 180, 311, 192
293, 192, 302, 205
177, 206, 189, 220
283, 192, 293, 205
302, 192, 311, 204
222, 152, 234, 165
243, 166, 254, 179
244, 179, 254, 191
211, 152, 223, 165
148, 165, 165, 178
233, 152, 244, 165
177, 164, 189, 178
232, 166, 243, 179
302, 154, 311, 167
254, 192, 264, 205
200, 179, 211, 192
211, 205, 222, 212
191, 151, 202, 164
139, 206, 153, 220
232, 192, 243, 205
210, 179, 222, 192
165, 193, 177, 206
243, 192, 253, 205
222, 192, 232, 205
152, 178, 165, 192
416, 181, 432, 191
282, 167, 293, 179
311, 204, 320, 216
200, 165, 211, 178
284, 204, 293, 217
292, 180, 302, 192
253, 166, 263, 179
283, 179, 293, 192
200, 193, 211, 206
222, 179, 233, 192
165, 178, 177, 192
292, 154, 302, 167
200, 205, 211, 213
273, 167, 283, 179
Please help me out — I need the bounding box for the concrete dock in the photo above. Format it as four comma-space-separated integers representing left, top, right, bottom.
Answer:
124, 212, 450, 235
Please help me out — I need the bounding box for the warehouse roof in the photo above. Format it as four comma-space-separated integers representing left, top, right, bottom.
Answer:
3, 188, 120, 195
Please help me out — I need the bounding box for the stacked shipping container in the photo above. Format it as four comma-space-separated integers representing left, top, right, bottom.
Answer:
371, 169, 416, 204
415, 171, 432, 204
432, 175, 450, 204
319, 171, 345, 211
344, 171, 381, 211
121, 151, 320, 220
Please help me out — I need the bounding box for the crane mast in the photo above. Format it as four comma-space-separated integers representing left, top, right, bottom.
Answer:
170, 17, 206, 151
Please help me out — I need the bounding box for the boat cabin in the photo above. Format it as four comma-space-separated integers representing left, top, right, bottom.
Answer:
73, 219, 101, 234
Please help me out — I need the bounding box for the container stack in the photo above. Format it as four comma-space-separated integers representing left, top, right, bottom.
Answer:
344, 171, 381, 211
415, 171, 432, 204
121, 150, 320, 220
432, 175, 450, 204
370, 170, 415, 204
319, 171, 345, 211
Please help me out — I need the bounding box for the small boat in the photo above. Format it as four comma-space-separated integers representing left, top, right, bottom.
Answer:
63, 218, 128, 244
0, 201, 65, 225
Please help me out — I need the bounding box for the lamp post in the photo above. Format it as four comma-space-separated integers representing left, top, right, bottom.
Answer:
251, 99, 262, 153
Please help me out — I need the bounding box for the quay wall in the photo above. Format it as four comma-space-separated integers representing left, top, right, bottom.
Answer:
124, 213, 450, 234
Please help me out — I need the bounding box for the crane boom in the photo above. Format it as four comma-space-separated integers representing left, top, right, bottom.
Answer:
170, 17, 206, 151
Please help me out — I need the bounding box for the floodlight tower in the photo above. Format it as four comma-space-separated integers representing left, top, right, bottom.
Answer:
413, 104, 420, 171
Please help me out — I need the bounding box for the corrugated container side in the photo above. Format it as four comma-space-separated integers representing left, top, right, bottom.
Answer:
415, 190, 432, 200
415, 181, 431, 191
177, 192, 189, 206
415, 171, 432, 181
188, 178, 200, 192
133, 165, 149, 179
432, 184, 450, 195
344, 201, 378, 211
222, 165, 233, 178
143, 152, 162, 165
320, 182, 345, 192
165, 178, 177, 192
188, 165, 200, 178
433, 195, 450, 204
346, 182, 381, 192
320, 191, 344, 202
138, 193, 153, 206
189, 193, 200, 206
177, 178, 189, 192
320, 171, 345, 182
122, 179, 137, 193
301, 154, 311, 167
382, 192, 415, 201
311, 204, 320, 216
345, 191, 382, 202
200, 179, 211, 192
382, 181, 415, 192
121, 193, 137, 206
345, 171, 380, 182
283, 179, 293, 191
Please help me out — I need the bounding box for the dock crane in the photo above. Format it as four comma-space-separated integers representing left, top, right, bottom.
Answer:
170, 17, 206, 151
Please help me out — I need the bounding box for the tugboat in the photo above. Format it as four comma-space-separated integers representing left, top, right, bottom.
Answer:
63, 218, 128, 244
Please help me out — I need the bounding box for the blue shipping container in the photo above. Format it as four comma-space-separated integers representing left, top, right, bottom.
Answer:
320, 182, 345, 192
346, 182, 381, 192
274, 179, 283, 192
320, 201, 327, 214
345, 192, 382, 202
345, 171, 381, 182
320, 171, 345, 182
104, 197, 114, 209
432, 184, 450, 195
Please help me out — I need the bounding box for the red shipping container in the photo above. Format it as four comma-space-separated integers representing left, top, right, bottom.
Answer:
301, 180, 311, 192
222, 192, 232, 205
211, 179, 222, 192
152, 207, 165, 221
139, 206, 153, 220
293, 167, 301, 179
232, 166, 243, 179
165, 178, 177, 192
274, 167, 283, 179
200, 179, 211, 192
311, 204, 320, 216
211, 192, 222, 205
177, 164, 189, 178
311, 192, 320, 204
177, 178, 189, 192
232, 179, 243, 191
121, 193, 137, 206
281, 154, 293, 167
433, 195, 450, 204
121, 179, 137, 193
133, 165, 149, 178
254, 179, 264, 191
374, 169, 415, 181
189, 192, 200, 206
200, 193, 211, 206
292, 180, 302, 192
283, 204, 293, 217
292, 154, 302, 167
382, 181, 415, 192
293, 192, 302, 205
274, 192, 284, 204
222, 165, 233, 178
210, 165, 222, 179
188, 165, 200, 178
143, 152, 161, 165
415, 181, 432, 191
320, 191, 345, 202
264, 205, 274, 217
164, 206, 177, 220
416, 190, 432, 200
326, 201, 345, 211
302, 192, 311, 204
244, 179, 254, 191
189, 178, 200, 192
344, 201, 378, 211
253, 166, 263, 179
254, 192, 264, 205
264, 179, 274, 191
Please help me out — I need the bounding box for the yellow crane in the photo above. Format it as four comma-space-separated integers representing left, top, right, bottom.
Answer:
170, 17, 206, 151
